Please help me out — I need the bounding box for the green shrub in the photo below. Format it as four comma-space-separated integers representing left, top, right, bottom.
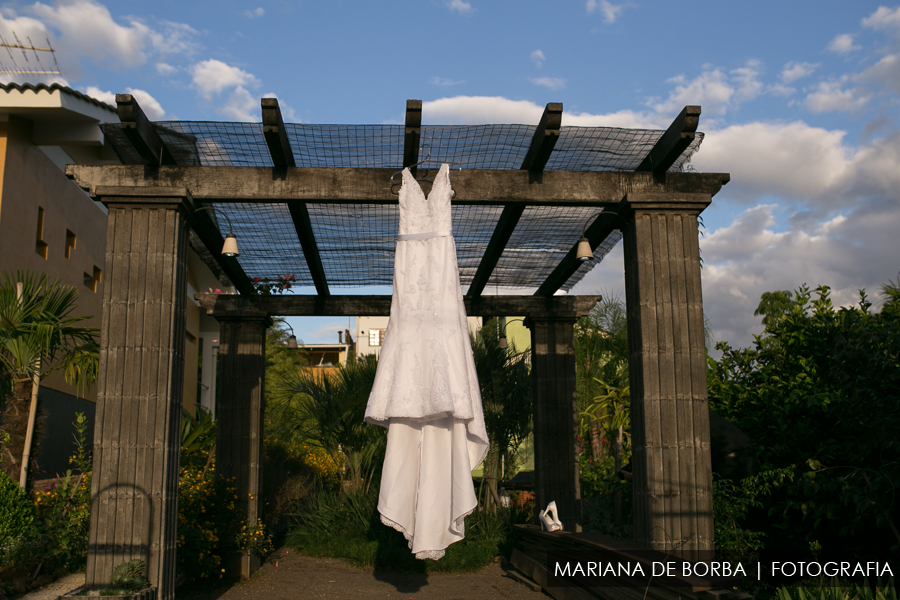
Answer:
288, 483, 527, 573
0, 470, 35, 562
31, 469, 92, 572
708, 281, 900, 563
176, 460, 241, 581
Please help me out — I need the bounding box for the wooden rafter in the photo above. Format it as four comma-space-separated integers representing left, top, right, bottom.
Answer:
534, 210, 621, 297
520, 102, 562, 175
467, 103, 563, 297
288, 202, 330, 297
261, 98, 330, 296
69, 166, 729, 205
261, 98, 296, 168
403, 99, 422, 174
115, 93, 176, 166
636, 105, 701, 176
189, 201, 255, 296
197, 293, 602, 319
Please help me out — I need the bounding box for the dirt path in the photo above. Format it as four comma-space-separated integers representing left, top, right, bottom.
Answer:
205, 549, 543, 600
22, 549, 545, 600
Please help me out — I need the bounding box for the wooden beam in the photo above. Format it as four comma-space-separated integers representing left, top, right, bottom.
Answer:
115, 93, 176, 166
636, 106, 701, 176
520, 102, 562, 174
535, 192, 713, 296
467, 204, 525, 297
261, 98, 296, 168
188, 202, 255, 296
196, 294, 601, 319
68, 165, 730, 205
288, 202, 330, 297
535, 210, 623, 297
403, 99, 422, 174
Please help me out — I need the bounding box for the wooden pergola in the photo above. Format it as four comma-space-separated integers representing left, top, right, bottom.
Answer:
67, 95, 729, 599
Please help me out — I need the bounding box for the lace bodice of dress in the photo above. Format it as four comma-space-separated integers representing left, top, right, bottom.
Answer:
398, 164, 453, 236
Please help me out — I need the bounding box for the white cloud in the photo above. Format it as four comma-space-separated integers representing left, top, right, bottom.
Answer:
804, 80, 871, 113
585, 0, 626, 23
651, 69, 734, 116
27, 1, 198, 71
730, 60, 764, 103
858, 53, 900, 95
191, 59, 259, 97
83, 86, 167, 120
699, 201, 900, 349
446, 0, 473, 14
530, 77, 566, 91
430, 76, 466, 86
531, 49, 545, 68
421, 95, 664, 128
781, 61, 818, 83
155, 62, 177, 76
827, 33, 861, 54
243, 7, 265, 18
190, 59, 261, 121
862, 5, 900, 36
691, 121, 853, 205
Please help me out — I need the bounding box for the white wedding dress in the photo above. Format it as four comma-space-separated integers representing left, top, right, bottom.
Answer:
365, 163, 490, 560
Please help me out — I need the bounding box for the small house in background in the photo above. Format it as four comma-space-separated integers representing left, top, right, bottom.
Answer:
297, 329, 354, 378
356, 316, 484, 358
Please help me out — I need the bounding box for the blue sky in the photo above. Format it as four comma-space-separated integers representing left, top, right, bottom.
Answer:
2, 1, 899, 348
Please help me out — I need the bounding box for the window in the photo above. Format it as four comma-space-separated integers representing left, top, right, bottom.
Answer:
65, 229, 76, 259
369, 329, 385, 346
84, 266, 101, 293
35, 207, 48, 259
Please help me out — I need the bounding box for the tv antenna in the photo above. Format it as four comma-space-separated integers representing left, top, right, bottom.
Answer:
0, 31, 61, 76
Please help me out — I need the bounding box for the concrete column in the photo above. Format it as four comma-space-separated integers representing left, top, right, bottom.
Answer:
214, 315, 270, 531
622, 191, 714, 560
526, 315, 581, 532
85, 193, 191, 600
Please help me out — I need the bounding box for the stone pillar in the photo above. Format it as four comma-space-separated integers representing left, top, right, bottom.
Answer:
526, 316, 581, 532
86, 192, 191, 600
622, 192, 714, 560
214, 315, 270, 534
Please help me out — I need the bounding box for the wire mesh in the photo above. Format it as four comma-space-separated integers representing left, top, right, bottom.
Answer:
288, 124, 404, 168
306, 203, 399, 287
215, 203, 314, 284
98, 118, 706, 291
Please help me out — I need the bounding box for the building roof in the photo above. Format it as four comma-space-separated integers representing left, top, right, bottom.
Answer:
0, 82, 116, 113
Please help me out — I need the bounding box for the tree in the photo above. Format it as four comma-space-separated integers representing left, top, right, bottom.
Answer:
707, 278, 900, 562
0, 271, 99, 485
470, 319, 532, 509
574, 296, 629, 460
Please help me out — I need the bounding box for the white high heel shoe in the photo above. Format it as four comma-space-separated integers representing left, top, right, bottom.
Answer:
539, 501, 563, 532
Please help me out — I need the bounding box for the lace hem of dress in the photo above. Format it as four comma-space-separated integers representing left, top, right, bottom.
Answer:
379, 506, 476, 561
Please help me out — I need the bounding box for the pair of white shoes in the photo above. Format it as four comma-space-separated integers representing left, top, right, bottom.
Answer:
539, 501, 563, 532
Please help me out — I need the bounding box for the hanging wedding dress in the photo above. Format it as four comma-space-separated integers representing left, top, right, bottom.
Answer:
365, 163, 490, 560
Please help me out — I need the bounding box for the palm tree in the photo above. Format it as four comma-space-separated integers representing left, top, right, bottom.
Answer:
0, 271, 99, 485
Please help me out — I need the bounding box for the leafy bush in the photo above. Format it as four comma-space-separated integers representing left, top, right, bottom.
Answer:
708, 280, 900, 564
288, 483, 527, 573
176, 460, 240, 581
30, 469, 91, 572
0, 470, 35, 561
713, 467, 794, 564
